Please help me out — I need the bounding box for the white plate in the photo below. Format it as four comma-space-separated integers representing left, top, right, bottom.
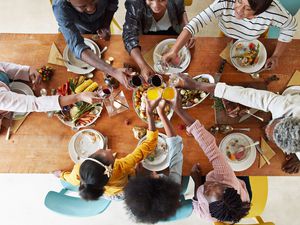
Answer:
219, 133, 256, 172
56, 104, 103, 130
282, 86, 300, 96
141, 133, 171, 171
181, 74, 215, 109
9, 82, 34, 120
153, 38, 191, 74
139, 134, 168, 166
68, 129, 105, 163
63, 38, 101, 74
230, 40, 267, 74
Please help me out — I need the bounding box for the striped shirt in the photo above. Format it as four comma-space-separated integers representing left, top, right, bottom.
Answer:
185, 0, 297, 42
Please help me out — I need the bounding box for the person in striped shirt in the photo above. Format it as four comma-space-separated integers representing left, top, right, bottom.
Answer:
163, 0, 297, 70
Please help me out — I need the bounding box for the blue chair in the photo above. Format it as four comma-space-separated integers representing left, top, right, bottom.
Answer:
164, 176, 193, 222
44, 180, 111, 217
268, 0, 300, 39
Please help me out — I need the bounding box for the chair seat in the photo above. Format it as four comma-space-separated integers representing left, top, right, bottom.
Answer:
44, 189, 111, 217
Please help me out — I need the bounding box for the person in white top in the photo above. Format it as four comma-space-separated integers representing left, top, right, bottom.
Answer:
163, 0, 297, 70
0, 62, 102, 130
173, 73, 300, 174
123, 0, 195, 81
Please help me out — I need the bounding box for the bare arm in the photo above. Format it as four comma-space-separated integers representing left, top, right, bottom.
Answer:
130, 48, 154, 80
157, 102, 176, 137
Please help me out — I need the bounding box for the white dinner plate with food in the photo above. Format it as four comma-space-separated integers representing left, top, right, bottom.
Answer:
219, 133, 256, 172
56, 104, 103, 130
132, 86, 173, 128
63, 38, 101, 74
180, 74, 215, 109
9, 82, 34, 120
282, 86, 300, 96
153, 38, 191, 74
230, 39, 267, 74
140, 133, 170, 171
68, 129, 106, 163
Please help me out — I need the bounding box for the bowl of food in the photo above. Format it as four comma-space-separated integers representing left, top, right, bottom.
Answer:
55, 76, 103, 130
230, 40, 267, 74
219, 133, 256, 171
133, 85, 173, 128
180, 74, 215, 109
153, 38, 191, 74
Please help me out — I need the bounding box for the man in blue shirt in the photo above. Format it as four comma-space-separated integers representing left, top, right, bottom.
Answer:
53, 0, 131, 88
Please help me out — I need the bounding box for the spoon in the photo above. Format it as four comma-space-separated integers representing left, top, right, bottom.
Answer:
244, 110, 264, 122
220, 125, 250, 134
250, 66, 271, 79
237, 141, 260, 153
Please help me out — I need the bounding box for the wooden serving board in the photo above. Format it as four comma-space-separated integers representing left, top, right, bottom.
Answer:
214, 82, 271, 125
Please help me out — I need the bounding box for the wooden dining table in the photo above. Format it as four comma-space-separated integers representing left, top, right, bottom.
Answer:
0, 33, 300, 176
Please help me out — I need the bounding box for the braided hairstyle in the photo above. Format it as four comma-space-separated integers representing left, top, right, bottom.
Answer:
79, 155, 110, 201
209, 187, 251, 224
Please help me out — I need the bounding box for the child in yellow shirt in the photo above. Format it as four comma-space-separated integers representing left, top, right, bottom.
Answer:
56, 96, 161, 200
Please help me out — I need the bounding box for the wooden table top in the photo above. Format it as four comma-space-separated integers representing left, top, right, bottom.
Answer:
0, 33, 300, 175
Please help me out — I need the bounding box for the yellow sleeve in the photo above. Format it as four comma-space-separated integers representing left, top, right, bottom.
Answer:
117, 130, 158, 173
60, 163, 81, 186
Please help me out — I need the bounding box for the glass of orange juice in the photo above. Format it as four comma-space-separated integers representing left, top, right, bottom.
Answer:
162, 87, 175, 100
147, 87, 163, 101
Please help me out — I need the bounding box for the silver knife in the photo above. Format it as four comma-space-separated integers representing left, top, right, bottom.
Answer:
238, 108, 259, 123
256, 145, 270, 165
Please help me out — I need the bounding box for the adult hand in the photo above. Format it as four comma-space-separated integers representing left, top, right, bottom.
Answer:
97, 27, 111, 41
191, 163, 202, 184
145, 94, 162, 114
140, 64, 155, 83
185, 37, 196, 49
78, 92, 102, 104
113, 68, 133, 90
173, 73, 198, 90
29, 67, 42, 90
282, 154, 300, 174
162, 49, 177, 65
265, 55, 279, 70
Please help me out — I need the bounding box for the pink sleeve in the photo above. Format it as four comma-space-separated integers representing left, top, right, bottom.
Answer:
0, 62, 30, 81
186, 120, 239, 186
0, 89, 61, 112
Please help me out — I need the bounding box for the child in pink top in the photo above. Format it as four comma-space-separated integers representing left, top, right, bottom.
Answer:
169, 89, 250, 223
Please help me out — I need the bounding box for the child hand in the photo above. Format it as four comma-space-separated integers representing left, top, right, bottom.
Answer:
156, 99, 166, 115
191, 163, 202, 184
145, 95, 162, 114
168, 89, 182, 111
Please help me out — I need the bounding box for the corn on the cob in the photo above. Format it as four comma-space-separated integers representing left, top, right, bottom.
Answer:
77, 76, 86, 87
75, 79, 93, 93
84, 82, 99, 92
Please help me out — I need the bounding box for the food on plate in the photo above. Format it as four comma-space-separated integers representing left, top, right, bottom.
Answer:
132, 126, 147, 140
134, 86, 171, 123
146, 140, 167, 162
55, 76, 102, 127
180, 77, 209, 108
37, 65, 53, 81
222, 99, 241, 118
233, 42, 260, 67
161, 43, 185, 66
225, 139, 248, 161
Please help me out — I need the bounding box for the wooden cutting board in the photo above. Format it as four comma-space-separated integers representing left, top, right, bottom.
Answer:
214, 82, 271, 124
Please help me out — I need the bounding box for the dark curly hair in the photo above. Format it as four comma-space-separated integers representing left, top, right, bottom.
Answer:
209, 187, 251, 223
248, 0, 273, 15
124, 176, 181, 224
79, 155, 110, 201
